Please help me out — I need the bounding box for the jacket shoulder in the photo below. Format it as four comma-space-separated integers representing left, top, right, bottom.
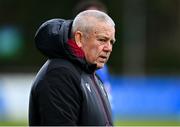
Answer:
48, 59, 79, 71
31, 58, 82, 96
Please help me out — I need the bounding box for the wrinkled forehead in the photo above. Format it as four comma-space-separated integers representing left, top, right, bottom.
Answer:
91, 21, 115, 37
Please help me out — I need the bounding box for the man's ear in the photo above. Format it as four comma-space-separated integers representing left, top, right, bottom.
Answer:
74, 31, 83, 47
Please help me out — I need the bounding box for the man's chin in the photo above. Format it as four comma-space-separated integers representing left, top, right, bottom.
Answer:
96, 63, 105, 70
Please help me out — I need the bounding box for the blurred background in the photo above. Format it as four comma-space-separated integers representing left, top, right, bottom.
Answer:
0, 0, 180, 126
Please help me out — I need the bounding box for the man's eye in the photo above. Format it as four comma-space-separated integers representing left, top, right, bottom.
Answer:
98, 39, 106, 42
110, 40, 115, 45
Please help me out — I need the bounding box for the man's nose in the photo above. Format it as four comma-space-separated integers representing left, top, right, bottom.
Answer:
103, 42, 112, 52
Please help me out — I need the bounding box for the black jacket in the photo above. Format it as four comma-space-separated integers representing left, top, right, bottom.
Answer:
29, 19, 113, 126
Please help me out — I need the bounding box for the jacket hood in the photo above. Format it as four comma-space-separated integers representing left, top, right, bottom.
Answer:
35, 19, 96, 73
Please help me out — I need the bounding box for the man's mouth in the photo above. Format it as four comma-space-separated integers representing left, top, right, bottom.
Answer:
99, 56, 108, 62
101, 56, 107, 59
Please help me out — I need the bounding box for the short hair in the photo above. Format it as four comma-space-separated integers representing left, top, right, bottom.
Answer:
72, 10, 115, 37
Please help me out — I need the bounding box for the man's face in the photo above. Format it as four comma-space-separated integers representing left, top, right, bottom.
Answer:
80, 22, 115, 69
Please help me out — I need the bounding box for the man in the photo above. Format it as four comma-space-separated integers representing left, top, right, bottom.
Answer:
73, 0, 114, 109
29, 10, 116, 126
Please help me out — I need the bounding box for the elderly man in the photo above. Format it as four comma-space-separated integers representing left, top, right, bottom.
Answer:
29, 10, 116, 126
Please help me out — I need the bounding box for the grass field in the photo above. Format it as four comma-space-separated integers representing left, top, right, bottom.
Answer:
114, 120, 180, 126
0, 120, 27, 126
0, 120, 180, 126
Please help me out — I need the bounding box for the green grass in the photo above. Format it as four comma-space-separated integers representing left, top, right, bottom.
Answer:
0, 120, 27, 126
0, 120, 180, 126
114, 120, 180, 126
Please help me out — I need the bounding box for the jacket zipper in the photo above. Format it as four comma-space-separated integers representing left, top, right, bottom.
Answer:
91, 74, 111, 126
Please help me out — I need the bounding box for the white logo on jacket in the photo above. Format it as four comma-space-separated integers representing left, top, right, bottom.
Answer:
85, 83, 91, 92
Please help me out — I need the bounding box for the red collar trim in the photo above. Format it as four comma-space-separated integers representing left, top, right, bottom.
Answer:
67, 39, 85, 58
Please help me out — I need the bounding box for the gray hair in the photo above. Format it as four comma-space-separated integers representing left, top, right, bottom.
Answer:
72, 10, 115, 36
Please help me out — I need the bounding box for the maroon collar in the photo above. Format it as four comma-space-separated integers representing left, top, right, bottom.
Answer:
67, 39, 85, 58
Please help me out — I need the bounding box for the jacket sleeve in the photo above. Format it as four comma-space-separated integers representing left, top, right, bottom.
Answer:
36, 67, 82, 125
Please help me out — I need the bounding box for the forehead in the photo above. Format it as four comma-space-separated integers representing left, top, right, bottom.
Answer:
91, 21, 115, 38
